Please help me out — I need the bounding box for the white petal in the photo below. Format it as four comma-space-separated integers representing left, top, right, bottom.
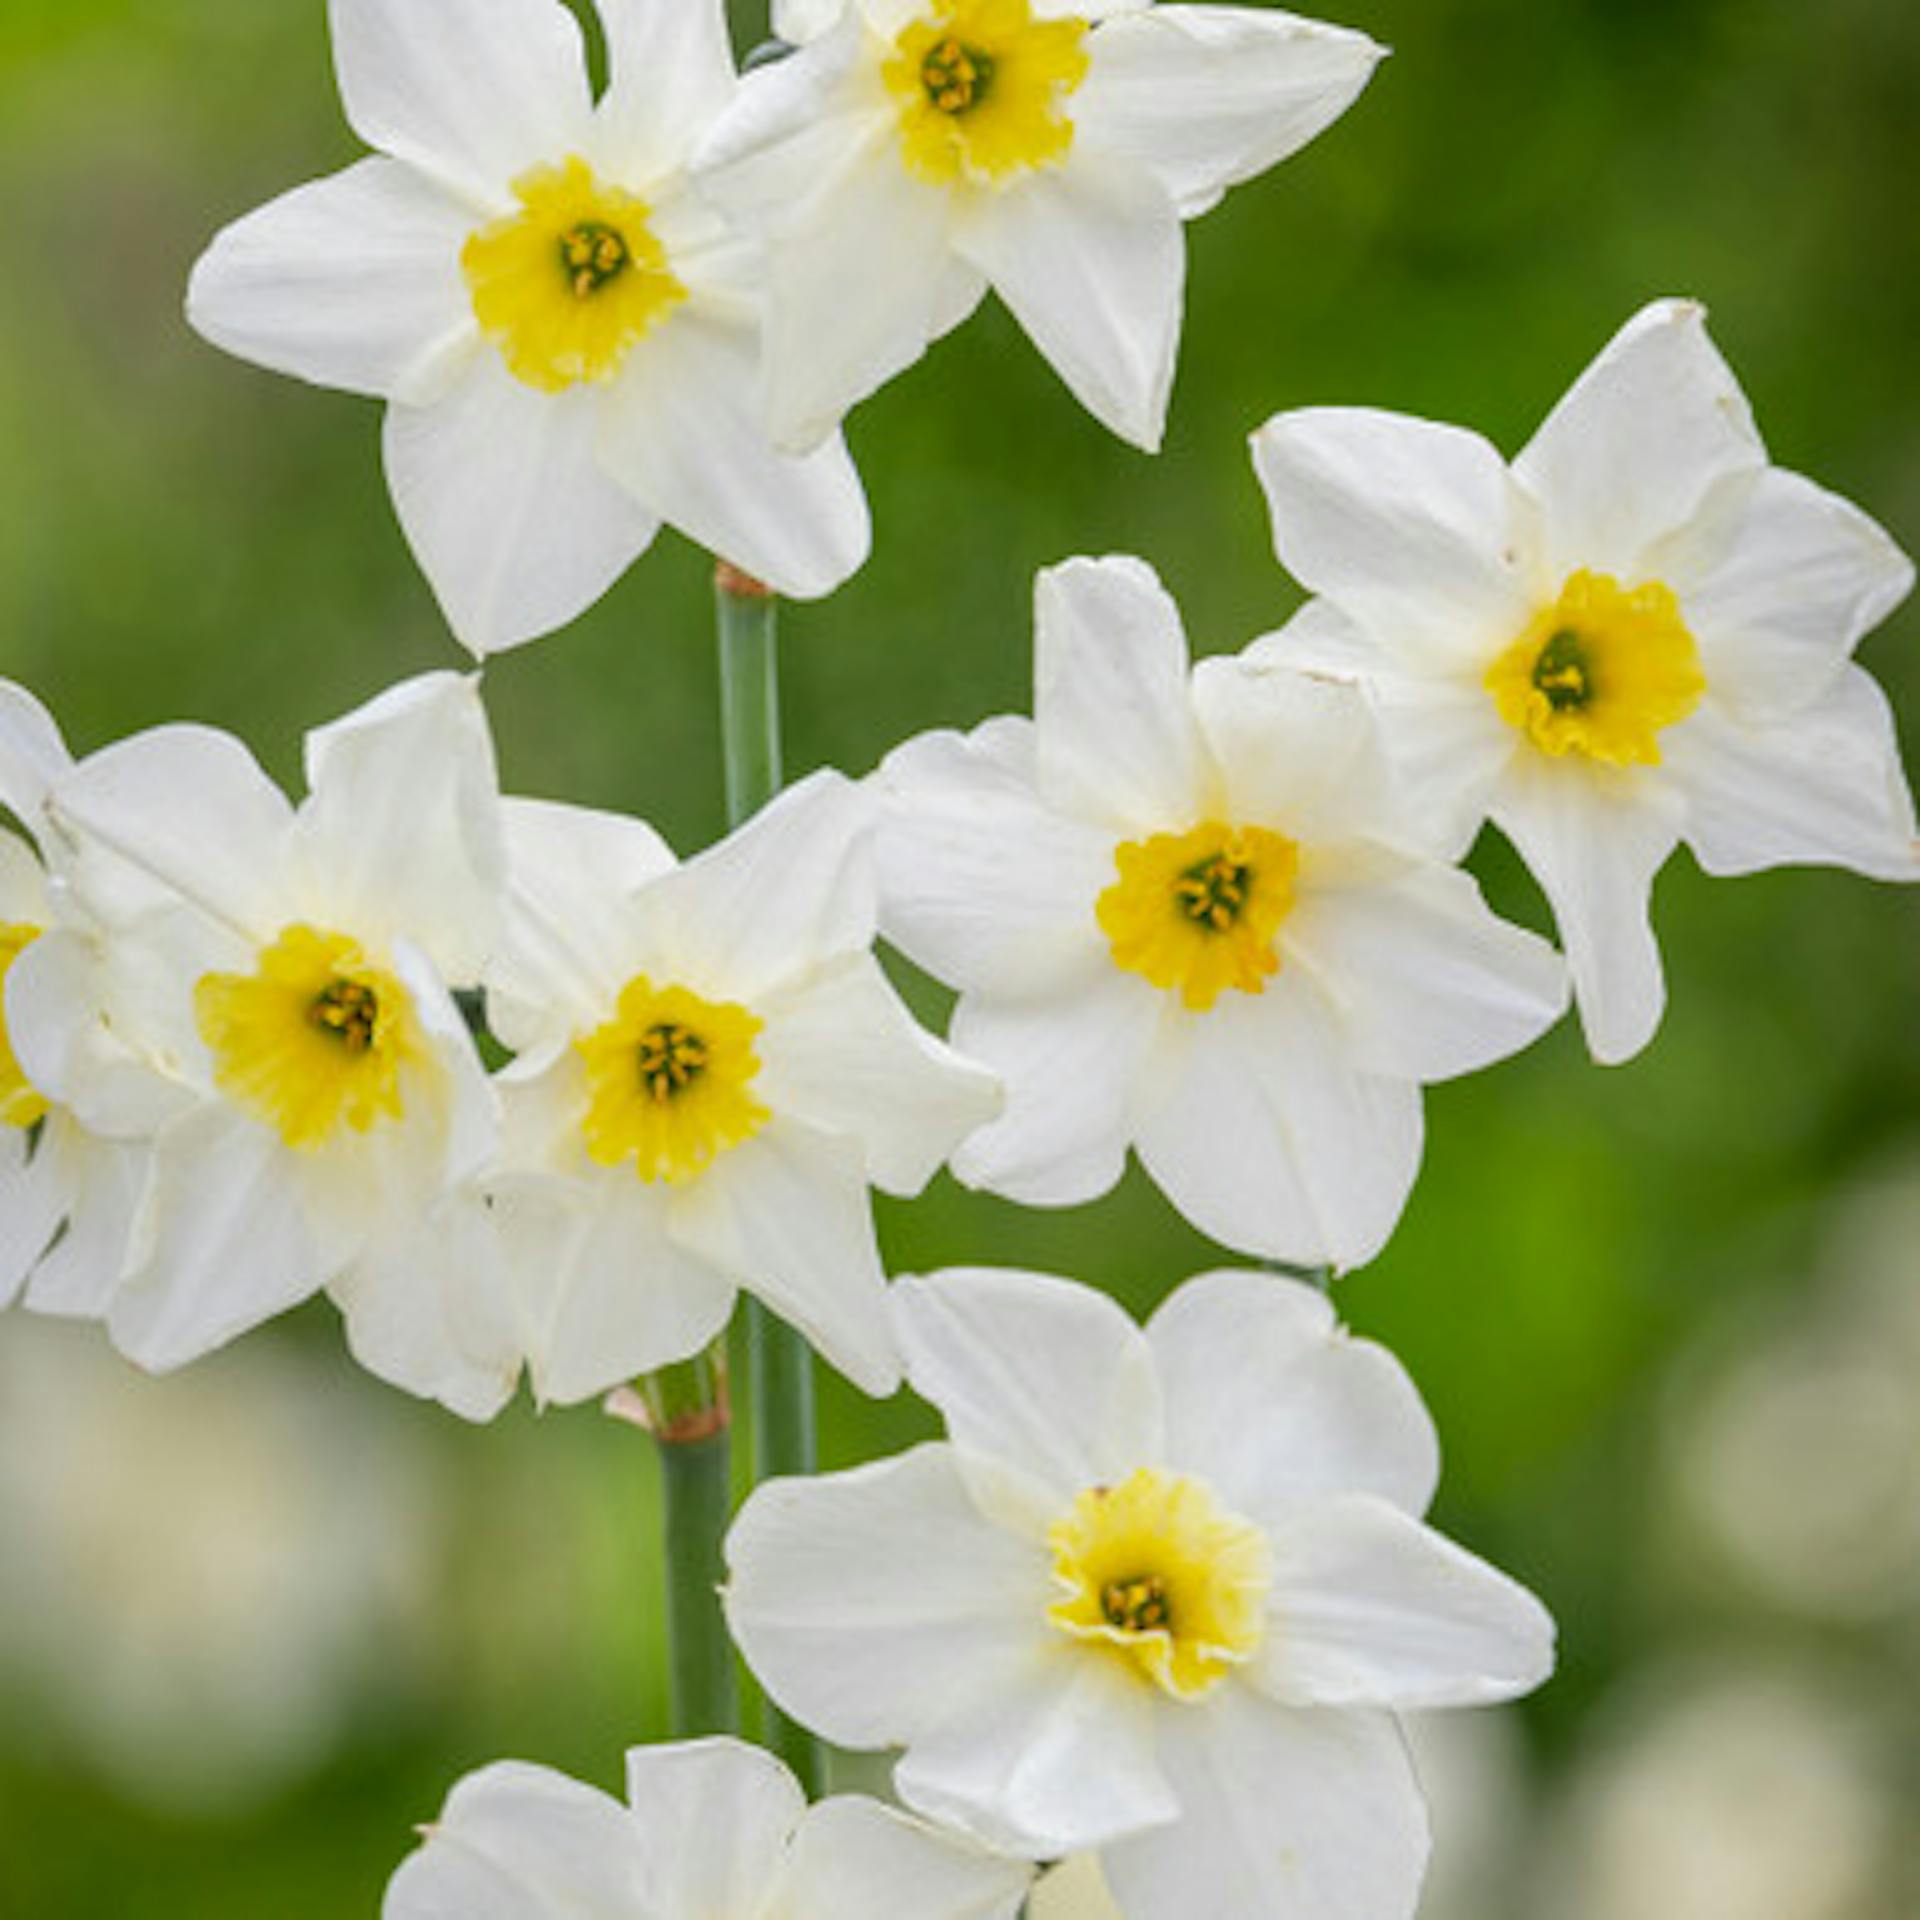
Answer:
895, 1648, 1178, 1859
1191, 653, 1408, 847
1101, 1691, 1428, 1920
1668, 669, 1920, 882
782, 1797, 1032, 1920
0, 679, 71, 826
639, 770, 875, 1000
947, 966, 1161, 1208
1655, 464, 1917, 721
330, 0, 594, 204
1514, 298, 1767, 582
48, 725, 292, 937
520, 1167, 739, 1406
1253, 1495, 1556, 1710
1283, 862, 1568, 1082
1133, 980, 1425, 1270
1032, 556, 1205, 832
384, 356, 660, 657
624, 1739, 802, 1917
954, 155, 1182, 452
892, 1267, 1163, 1518
106, 1105, 324, 1371
695, 36, 952, 451
0, 1131, 63, 1309
1489, 753, 1681, 1065
329, 1185, 525, 1421
596, 305, 871, 599
489, 797, 678, 1050
1249, 407, 1537, 671
670, 1122, 899, 1394
23, 1126, 145, 1320
1244, 602, 1516, 861
725, 1442, 1053, 1745
1146, 1270, 1439, 1521
294, 672, 504, 985
1077, 7, 1384, 218
756, 951, 1000, 1194
188, 157, 477, 406
386, 1759, 645, 1919
877, 720, 1118, 999
592, 0, 739, 185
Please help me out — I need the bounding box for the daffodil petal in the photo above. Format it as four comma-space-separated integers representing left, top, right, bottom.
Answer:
1514, 297, 1767, 583
1101, 1691, 1428, 1920
187, 156, 477, 405
592, 0, 739, 186
1252, 1494, 1556, 1710
330, 0, 595, 205
1075, 5, 1384, 218
1489, 751, 1680, 1066
1669, 670, 1920, 883
953, 153, 1182, 453
383, 356, 661, 657
725, 1442, 1052, 1745
1145, 1270, 1439, 1520
780, 1797, 1032, 1920
624, 1740, 803, 1917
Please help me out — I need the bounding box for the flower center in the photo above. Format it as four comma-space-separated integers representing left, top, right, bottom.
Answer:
1096, 821, 1300, 1012
576, 978, 769, 1184
1485, 569, 1706, 768
1048, 1467, 1270, 1702
884, 0, 1090, 187
0, 921, 48, 1130
195, 925, 421, 1152
462, 156, 686, 393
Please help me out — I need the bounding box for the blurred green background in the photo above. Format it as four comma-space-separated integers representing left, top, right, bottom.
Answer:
2, 0, 1918, 1913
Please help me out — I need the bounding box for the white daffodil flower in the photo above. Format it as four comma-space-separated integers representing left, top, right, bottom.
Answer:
386, 1736, 1032, 1920
727, 1267, 1556, 1920
188, 0, 871, 657
11, 674, 502, 1374
0, 682, 149, 1323
696, 1, 1385, 453
475, 771, 1000, 1404
1250, 298, 1920, 1064
876, 554, 1566, 1271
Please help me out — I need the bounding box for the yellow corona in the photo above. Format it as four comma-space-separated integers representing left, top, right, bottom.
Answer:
0, 922, 48, 1129
576, 977, 769, 1184
196, 924, 423, 1152
462, 156, 687, 392
884, 0, 1090, 186
1048, 1467, 1270, 1700
1097, 821, 1300, 1011
1486, 569, 1706, 768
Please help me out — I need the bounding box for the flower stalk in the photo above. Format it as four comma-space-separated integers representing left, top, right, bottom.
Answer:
715, 558, 823, 1793
628, 1350, 740, 1737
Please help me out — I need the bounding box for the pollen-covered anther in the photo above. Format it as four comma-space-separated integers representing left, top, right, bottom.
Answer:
922, 36, 993, 113
310, 977, 379, 1054
1102, 1574, 1171, 1634
559, 220, 631, 298
637, 1021, 707, 1101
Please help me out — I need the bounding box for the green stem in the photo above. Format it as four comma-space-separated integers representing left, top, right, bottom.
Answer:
635, 1351, 738, 1737
715, 561, 822, 1794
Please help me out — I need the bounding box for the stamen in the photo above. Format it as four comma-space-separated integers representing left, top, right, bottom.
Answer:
1174, 853, 1252, 932
921, 35, 994, 114
1532, 628, 1594, 712
1102, 1574, 1171, 1634
310, 978, 379, 1054
558, 219, 632, 299
637, 1022, 708, 1102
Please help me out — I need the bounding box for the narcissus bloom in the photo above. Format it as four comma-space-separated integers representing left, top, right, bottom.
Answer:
1251, 298, 1920, 1063
386, 1737, 1032, 1920
188, 0, 869, 656
0, 683, 147, 1322
475, 771, 1000, 1403
726, 1267, 1555, 1920
877, 555, 1566, 1270
697, 1, 1384, 451
14, 675, 501, 1372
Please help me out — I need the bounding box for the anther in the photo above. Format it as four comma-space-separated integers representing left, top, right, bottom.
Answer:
1532, 628, 1594, 712
922, 35, 994, 113
1102, 1573, 1172, 1634
1175, 853, 1253, 932
558, 219, 632, 298
637, 1022, 708, 1102
310, 978, 379, 1054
